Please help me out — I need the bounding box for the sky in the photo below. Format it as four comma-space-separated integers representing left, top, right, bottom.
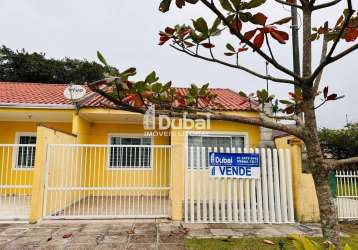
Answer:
0, 0, 357, 128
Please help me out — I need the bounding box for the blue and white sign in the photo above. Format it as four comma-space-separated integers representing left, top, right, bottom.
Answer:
209, 152, 260, 179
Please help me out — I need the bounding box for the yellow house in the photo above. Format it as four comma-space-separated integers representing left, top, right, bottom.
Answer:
0, 82, 316, 223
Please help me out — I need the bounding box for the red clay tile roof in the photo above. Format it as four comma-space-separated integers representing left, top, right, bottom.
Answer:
0, 82, 257, 111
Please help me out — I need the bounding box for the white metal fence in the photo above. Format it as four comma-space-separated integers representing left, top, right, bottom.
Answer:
0, 144, 34, 220
185, 147, 294, 223
336, 169, 358, 220
43, 144, 171, 219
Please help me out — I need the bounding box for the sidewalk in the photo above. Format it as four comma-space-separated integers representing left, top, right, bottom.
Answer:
0, 220, 329, 250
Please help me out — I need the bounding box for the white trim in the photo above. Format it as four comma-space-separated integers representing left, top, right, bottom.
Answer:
13, 132, 37, 170
107, 133, 154, 170
0, 103, 75, 109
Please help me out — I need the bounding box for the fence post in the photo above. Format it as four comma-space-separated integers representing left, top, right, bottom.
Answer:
289, 138, 320, 222
29, 126, 48, 223
170, 129, 186, 221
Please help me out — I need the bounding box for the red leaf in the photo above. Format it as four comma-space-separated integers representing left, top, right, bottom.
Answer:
229, 18, 242, 34
243, 29, 257, 42
159, 35, 170, 45
285, 106, 294, 114
251, 13, 267, 26
344, 28, 358, 42
238, 47, 248, 52
253, 33, 265, 49
134, 95, 144, 107
122, 94, 136, 103
179, 27, 192, 37
327, 94, 337, 101
165, 27, 175, 35
323, 86, 328, 99
289, 92, 302, 101
201, 43, 215, 48
270, 29, 289, 44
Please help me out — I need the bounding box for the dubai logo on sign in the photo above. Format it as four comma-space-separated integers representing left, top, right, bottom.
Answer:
64, 85, 86, 101
209, 152, 260, 179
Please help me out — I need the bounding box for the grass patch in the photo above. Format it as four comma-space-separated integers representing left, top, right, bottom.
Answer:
185, 224, 358, 250
185, 236, 358, 250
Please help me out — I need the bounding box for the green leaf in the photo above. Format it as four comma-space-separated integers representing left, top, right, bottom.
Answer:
145, 71, 158, 83
97, 51, 108, 67
120, 67, 137, 77
241, 0, 266, 10
344, 244, 352, 250
226, 43, 236, 52
279, 100, 293, 105
239, 12, 252, 22
210, 17, 221, 35
199, 83, 209, 95
238, 91, 247, 97
219, 0, 235, 12
229, 0, 241, 10
271, 17, 292, 25
159, 0, 172, 12
185, 0, 199, 3
193, 17, 209, 35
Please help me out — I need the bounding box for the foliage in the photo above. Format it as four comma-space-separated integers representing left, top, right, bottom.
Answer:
289, 234, 351, 250
0, 46, 115, 84
90, 52, 219, 111
319, 123, 358, 160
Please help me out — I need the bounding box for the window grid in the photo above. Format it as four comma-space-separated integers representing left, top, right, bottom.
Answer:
16, 135, 36, 169
188, 135, 245, 169
109, 137, 152, 169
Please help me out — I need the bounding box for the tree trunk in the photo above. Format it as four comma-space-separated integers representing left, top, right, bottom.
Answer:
302, 86, 341, 249
311, 165, 341, 249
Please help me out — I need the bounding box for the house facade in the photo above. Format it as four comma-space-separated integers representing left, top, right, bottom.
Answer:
0, 82, 328, 223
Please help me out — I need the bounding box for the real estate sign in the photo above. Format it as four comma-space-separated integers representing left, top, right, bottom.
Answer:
209, 152, 260, 179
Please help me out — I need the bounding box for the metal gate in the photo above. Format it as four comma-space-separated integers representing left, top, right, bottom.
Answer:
43, 144, 171, 219
0, 144, 34, 220
185, 147, 294, 223
336, 169, 358, 220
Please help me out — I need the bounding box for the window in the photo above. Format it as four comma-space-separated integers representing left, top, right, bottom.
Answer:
188, 134, 246, 168
15, 133, 36, 169
108, 136, 152, 169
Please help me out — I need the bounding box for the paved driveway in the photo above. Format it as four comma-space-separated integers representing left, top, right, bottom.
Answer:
0, 220, 185, 250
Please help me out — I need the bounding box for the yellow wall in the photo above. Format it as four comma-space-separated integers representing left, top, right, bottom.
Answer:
275, 136, 320, 222
81, 122, 170, 197
30, 125, 78, 222
170, 118, 261, 220
0, 122, 72, 196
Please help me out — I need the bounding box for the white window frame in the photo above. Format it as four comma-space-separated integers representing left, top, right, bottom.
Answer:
185, 131, 249, 169
13, 132, 37, 170
107, 133, 154, 170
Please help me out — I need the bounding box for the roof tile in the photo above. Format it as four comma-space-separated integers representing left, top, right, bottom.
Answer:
0, 82, 257, 111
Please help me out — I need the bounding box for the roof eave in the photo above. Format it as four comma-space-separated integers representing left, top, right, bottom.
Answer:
0, 103, 76, 109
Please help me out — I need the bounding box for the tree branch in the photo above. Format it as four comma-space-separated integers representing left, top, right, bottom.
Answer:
170, 44, 297, 85
326, 157, 358, 170
310, 0, 355, 82
313, 23, 329, 94
313, 0, 343, 10
199, 0, 302, 82
274, 0, 302, 8
89, 82, 305, 139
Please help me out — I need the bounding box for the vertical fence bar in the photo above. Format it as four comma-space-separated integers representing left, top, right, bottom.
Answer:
208, 147, 213, 222
202, 147, 207, 222
285, 149, 294, 222
273, 149, 281, 223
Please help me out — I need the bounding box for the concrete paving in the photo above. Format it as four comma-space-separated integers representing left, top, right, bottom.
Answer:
0, 220, 328, 249
0, 220, 186, 250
